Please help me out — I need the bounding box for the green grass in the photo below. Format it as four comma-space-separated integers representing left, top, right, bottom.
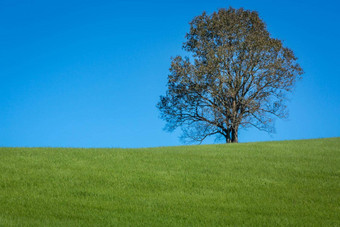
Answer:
0, 138, 339, 226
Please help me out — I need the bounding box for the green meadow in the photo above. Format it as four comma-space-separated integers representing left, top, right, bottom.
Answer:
0, 138, 339, 226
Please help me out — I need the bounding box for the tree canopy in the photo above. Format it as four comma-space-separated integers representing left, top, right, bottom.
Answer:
157, 7, 303, 143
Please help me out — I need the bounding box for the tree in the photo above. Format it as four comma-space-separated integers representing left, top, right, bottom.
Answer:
157, 8, 303, 143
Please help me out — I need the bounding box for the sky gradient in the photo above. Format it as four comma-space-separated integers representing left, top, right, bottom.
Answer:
1, 0, 339, 148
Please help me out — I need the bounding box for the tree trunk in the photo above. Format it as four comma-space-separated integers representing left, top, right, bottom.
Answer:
225, 129, 231, 143
231, 127, 238, 143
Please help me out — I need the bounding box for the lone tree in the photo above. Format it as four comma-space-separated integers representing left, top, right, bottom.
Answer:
157, 8, 303, 143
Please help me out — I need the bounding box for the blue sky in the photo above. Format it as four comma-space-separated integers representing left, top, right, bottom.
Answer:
1, 0, 339, 148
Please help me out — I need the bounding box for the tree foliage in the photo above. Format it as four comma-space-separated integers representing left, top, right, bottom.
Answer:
157, 8, 303, 143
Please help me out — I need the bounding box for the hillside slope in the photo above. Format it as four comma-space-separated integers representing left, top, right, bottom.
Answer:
0, 138, 339, 226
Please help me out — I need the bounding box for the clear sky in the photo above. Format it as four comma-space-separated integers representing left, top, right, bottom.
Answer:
1, 0, 339, 148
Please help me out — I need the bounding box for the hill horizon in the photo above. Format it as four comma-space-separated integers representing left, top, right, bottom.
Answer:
1, 136, 338, 149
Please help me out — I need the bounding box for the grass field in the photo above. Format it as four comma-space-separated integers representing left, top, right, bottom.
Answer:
0, 138, 339, 226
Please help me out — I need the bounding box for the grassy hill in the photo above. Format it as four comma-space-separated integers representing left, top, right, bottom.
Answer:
0, 138, 339, 226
